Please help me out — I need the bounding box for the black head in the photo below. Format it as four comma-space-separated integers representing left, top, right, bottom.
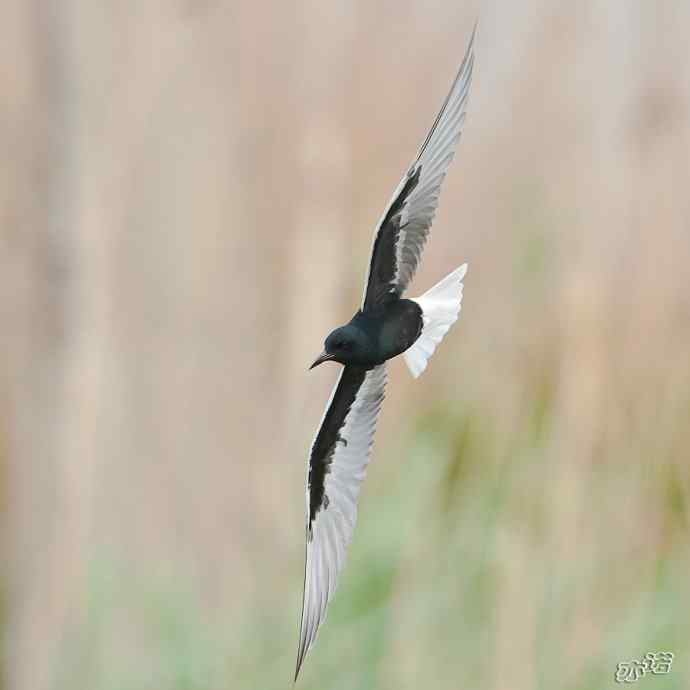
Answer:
309, 325, 367, 369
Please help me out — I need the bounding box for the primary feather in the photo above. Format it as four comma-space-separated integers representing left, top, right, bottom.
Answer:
361, 24, 475, 311
295, 365, 387, 679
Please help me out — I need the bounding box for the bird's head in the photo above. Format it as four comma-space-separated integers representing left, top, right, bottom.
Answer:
310, 325, 366, 369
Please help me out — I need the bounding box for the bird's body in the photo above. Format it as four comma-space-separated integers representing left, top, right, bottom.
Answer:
321, 299, 423, 368
295, 26, 477, 680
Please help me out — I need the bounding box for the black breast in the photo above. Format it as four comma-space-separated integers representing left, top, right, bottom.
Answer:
376, 298, 423, 362
347, 298, 423, 366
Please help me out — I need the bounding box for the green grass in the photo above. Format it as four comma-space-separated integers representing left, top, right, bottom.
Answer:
52, 375, 689, 689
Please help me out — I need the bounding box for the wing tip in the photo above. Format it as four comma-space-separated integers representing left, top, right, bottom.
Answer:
294, 618, 312, 683
456, 21, 477, 98
294, 650, 305, 683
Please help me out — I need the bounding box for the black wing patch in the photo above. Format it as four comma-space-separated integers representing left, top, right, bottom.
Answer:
362, 166, 422, 311
360, 25, 475, 311
308, 366, 367, 527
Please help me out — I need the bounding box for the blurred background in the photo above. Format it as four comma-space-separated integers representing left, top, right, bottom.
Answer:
1, 1, 689, 689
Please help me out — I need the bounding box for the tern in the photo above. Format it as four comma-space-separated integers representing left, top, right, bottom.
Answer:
295, 26, 476, 680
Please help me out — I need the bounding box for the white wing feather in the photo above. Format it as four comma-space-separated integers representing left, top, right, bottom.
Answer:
361, 25, 476, 307
295, 365, 387, 678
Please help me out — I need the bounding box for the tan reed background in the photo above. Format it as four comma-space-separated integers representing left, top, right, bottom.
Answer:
1, 1, 689, 689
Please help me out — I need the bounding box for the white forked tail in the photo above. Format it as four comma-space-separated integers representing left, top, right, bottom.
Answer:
404, 264, 468, 378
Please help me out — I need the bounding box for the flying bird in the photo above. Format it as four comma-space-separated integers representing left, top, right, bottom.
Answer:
295, 26, 476, 680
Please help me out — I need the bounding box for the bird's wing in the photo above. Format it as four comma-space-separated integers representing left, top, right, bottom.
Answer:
361, 26, 476, 311
295, 364, 387, 679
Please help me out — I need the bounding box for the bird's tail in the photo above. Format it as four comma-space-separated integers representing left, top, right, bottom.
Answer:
404, 264, 467, 378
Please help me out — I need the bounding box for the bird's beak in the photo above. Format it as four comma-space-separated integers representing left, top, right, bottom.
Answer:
309, 351, 335, 370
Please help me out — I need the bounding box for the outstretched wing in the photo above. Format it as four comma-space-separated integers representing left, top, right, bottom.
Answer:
361, 25, 476, 311
295, 364, 387, 680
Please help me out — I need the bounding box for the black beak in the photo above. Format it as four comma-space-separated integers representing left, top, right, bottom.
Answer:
309, 351, 335, 370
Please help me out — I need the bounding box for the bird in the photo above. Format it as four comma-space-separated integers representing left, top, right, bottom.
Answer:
295, 26, 476, 680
